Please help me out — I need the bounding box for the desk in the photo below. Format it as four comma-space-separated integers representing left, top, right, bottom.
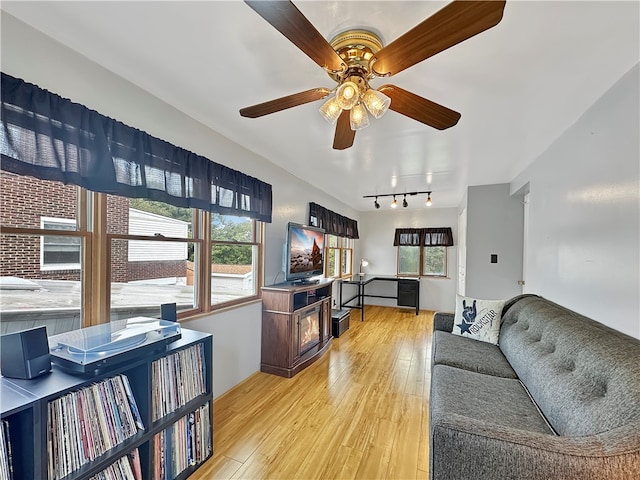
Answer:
338, 275, 420, 321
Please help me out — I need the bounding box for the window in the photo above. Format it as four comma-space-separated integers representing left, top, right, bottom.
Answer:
211, 213, 260, 307
397, 245, 448, 277
325, 235, 353, 278
424, 246, 447, 276
41, 218, 81, 270
394, 227, 453, 278
398, 246, 420, 275
1, 72, 270, 329
107, 196, 199, 320
0, 176, 84, 334
0, 176, 265, 333
308, 202, 358, 279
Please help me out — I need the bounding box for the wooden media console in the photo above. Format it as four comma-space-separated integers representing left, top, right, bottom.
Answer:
261, 278, 334, 378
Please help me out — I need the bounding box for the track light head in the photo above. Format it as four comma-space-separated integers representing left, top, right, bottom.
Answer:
374, 197, 380, 209
426, 192, 432, 207
391, 195, 397, 208
402, 194, 408, 208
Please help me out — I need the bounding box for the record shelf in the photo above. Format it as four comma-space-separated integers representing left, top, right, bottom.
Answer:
0, 328, 213, 480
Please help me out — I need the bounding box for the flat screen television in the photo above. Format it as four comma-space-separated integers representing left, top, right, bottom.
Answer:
284, 222, 325, 283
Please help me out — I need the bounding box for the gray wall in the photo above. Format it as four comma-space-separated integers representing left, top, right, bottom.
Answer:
511, 63, 639, 338
358, 207, 458, 313
462, 183, 525, 300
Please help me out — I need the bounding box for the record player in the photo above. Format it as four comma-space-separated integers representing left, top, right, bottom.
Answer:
49, 317, 181, 375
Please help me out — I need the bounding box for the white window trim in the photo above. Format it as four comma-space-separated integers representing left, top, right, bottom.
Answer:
40, 217, 81, 271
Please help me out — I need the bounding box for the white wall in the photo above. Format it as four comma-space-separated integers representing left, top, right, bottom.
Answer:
1, 13, 360, 397
358, 208, 458, 313
511, 63, 639, 339
462, 183, 524, 300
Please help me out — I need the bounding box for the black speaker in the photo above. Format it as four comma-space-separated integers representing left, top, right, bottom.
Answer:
1, 326, 51, 379
160, 303, 177, 322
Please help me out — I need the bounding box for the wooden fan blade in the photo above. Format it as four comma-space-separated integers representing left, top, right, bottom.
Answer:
333, 110, 355, 150
372, 1, 506, 76
240, 88, 331, 118
379, 85, 461, 130
245, 1, 345, 72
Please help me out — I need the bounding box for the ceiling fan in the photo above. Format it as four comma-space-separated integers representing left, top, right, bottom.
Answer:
239, 0, 506, 150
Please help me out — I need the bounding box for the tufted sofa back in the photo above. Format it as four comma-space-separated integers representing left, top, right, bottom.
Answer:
499, 295, 640, 436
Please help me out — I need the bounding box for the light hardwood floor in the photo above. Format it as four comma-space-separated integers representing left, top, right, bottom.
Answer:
191, 305, 434, 480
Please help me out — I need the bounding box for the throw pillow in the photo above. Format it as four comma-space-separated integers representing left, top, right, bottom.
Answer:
452, 294, 506, 345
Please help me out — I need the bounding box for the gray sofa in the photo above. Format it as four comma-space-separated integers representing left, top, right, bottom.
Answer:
430, 294, 640, 480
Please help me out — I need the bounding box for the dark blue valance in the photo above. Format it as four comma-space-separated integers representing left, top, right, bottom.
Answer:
0, 72, 272, 222
308, 202, 359, 239
393, 227, 454, 246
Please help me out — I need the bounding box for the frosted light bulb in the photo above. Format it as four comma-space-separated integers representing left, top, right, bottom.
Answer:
319, 96, 342, 124
336, 81, 360, 110
350, 103, 370, 130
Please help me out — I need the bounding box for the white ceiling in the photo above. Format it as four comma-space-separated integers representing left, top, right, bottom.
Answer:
2, 1, 639, 211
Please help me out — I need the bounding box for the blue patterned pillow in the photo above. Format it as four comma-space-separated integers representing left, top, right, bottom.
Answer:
452, 294, 505, 345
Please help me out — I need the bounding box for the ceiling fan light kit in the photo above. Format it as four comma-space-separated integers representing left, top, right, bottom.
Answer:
363, 89, 392, 119
350, 103, 370, 131
241, 0, 506, 149
335, 81, 360, 110
318, 96, 342, 124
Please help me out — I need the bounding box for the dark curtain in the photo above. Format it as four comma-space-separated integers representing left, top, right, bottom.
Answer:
0, 72, 272, 222
393, 228, 423, 246
308, 202, 359, 239
393, 227, 454, 246
423, 227, 454, 246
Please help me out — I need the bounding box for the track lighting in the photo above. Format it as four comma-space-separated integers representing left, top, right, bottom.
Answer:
363, 190, 434, 209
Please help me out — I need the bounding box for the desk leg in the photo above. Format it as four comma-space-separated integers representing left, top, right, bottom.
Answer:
339, 282, 343, 309
360, 283, 365, 321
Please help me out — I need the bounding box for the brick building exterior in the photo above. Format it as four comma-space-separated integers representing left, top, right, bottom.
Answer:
1, 173, 186, 282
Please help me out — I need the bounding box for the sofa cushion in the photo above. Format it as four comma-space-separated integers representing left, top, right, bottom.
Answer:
499, 296, 640, 436
452, 295, 505, 345
432, 330, 518, 379
430, 364, 554, 435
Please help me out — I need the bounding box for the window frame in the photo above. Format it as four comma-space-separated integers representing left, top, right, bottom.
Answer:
325, 235, 353, 279
105, 194, 202, 320
397, 245, 448, 278
40, 216, 82, 271
1, 184, 265, 328
209, 213, 262, 310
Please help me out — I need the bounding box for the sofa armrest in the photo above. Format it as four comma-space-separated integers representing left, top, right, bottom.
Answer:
430, 417, 640, 480
433, 312, 455, 333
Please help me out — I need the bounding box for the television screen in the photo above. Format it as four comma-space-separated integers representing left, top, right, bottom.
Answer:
285, 223, 325, 282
